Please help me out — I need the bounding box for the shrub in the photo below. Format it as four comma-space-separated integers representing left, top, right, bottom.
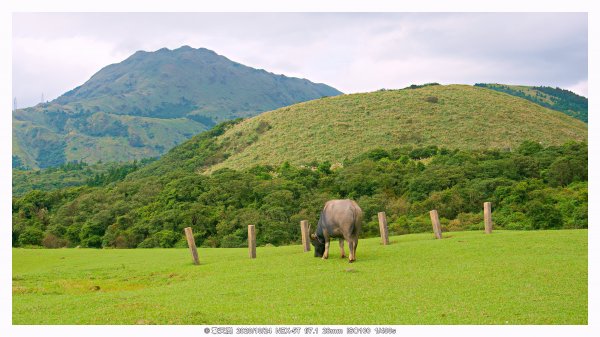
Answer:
361, 219, 380, 238
425, 96, 439, 103
501, 212, 532, 230
154, 230, 179, 248
42, 233, 68, 248
137, 236, 158, 248
114, 235, 131, 248
221, 233, 243, 248
102, 224, 120, 248
447, 218, 462, 232
18, 227, 44, 246
517, 140, 543, 155
527, 201, 563, 229
408, 215, 434, 233
81, 235, 102, 248
388, 215, 410, 235
174, 239, 188, 248
409, 145, 438, 160
202, 236, 219, 248
545, 157, 586, 187
449, 212, 485, 231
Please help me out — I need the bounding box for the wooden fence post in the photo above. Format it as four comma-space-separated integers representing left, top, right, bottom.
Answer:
300, 220, 311, 252
184, 227, 199, 265
484, 202, 493, 234
429, 210, 442, 239
377, 212, 389, 245
248, 225, 256, 259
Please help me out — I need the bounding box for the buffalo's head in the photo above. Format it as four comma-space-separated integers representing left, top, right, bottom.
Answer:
310, 226, 325, 257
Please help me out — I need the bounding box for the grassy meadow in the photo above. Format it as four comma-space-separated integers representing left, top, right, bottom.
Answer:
12, 230, 587, 325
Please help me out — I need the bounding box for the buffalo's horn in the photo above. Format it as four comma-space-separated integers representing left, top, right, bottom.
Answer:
310, 233, 317, 240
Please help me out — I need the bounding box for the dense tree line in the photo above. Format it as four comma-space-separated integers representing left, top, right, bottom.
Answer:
12, 137, 587, 249
12, 155, 25, 170
85, 159, 154, 187
534, 86, 588, 118
13, 158, 157, 197
475, 83, 588, 123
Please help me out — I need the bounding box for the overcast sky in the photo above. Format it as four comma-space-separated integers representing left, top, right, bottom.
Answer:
12, 12, 588, 109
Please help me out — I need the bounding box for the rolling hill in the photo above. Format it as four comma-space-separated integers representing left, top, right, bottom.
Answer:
12, 84, 588, 251
12, 46, 342, 169
13, 84, 587, 197
474, 83, 588, 123
191, 84, 587, 173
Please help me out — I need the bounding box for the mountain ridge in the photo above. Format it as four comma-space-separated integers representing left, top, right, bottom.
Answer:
13, 46, 342, 169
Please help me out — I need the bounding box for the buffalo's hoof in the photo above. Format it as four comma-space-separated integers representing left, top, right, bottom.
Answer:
322, 256, 329, 260
348, 259, 355, 263
340, 255, 346, 259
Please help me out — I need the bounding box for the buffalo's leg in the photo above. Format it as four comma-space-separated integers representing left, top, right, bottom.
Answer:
339, 239, 346, 258
348, 239, 357, 263
322, 240, 330, 259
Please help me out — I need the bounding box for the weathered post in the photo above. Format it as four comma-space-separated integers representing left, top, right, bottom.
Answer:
248, 225, 256, 259
484, 202, 493, 234
184, 227, 199, 265
300, 220, 311, 252
377, 212, 389, 245
429, 210, 442, 239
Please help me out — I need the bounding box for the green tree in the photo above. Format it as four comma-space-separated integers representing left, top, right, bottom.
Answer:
18, 227, 44, 246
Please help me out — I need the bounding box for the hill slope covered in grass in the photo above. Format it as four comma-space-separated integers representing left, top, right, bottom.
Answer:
204, 84, 586, 172
12, 46, 341, 169
475, 83, 588, 123
12, 230, 587, 324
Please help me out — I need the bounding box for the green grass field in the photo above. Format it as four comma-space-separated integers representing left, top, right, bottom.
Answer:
12, 230, 587, 325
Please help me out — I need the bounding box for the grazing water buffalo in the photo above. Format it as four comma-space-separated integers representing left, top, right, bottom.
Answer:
310, 199, 362, 263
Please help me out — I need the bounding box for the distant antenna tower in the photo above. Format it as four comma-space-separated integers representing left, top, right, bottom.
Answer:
13, 97, 17, 112
41, 93, 45, 104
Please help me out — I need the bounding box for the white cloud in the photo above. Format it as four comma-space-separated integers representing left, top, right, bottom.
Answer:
11, 13, 588, 108
12, 36, 129, 107
566, 80, 588, 97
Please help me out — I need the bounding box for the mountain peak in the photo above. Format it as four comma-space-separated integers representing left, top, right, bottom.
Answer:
13, 47, 343, 169
55, 45, 341, 109
175, 45, 198, 52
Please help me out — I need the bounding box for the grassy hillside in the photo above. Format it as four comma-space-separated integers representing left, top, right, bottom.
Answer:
13, 46, 341, 169
206, 85, 587, 172
12, 230, 587, 324
475, 83, 588, 123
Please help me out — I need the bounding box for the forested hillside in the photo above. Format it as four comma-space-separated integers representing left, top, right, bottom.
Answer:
475, 83, 588, 122
12, 131, 587, 249
12, 158, 156, 197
